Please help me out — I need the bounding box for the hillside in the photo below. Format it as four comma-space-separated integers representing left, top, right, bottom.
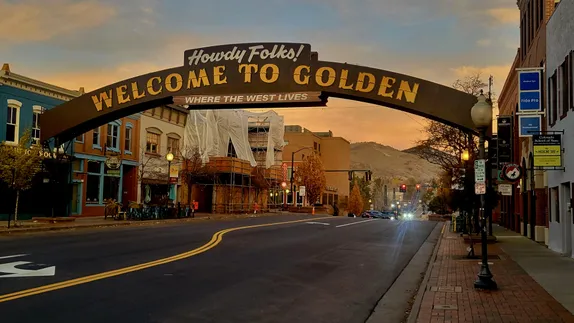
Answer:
350, 142, 441, 182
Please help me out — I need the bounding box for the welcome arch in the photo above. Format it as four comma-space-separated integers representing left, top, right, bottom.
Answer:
40, 42, 479, 144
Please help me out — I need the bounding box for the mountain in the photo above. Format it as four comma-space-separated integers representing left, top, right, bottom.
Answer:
350, 142, 441, 182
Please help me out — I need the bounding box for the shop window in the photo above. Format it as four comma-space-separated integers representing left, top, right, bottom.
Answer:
146, 132, 160, 154
87, 160, 102, 174
86, 174, 101, 204
6, 99, 21, 144
93, 127, 101, 148
103, 176, 120, 201
125, 124, 133, 154
106, 123, 120, 151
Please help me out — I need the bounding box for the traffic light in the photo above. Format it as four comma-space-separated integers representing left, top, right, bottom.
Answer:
400, 184, 407, 192
416, 184, 421, 192
365, 170, 372, 182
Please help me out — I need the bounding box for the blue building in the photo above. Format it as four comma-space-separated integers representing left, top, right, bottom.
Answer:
0, 63, 82, 220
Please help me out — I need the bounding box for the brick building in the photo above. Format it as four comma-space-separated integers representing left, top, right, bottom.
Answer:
497, 0, 558, 244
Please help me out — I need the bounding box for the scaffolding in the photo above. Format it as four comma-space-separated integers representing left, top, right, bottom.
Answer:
182, 109, 285, 213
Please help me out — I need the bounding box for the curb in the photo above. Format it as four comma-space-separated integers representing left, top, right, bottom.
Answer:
405, 222, 445, 323
0, 213, 285, 235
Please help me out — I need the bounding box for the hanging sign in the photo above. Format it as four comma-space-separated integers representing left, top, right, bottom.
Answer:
502, 163, 522, 182
518, 115, 541, 137
533, 134, 562, 167
517, 69, 543, 112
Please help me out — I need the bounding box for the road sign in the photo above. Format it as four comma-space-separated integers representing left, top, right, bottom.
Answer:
502, 163, 522, 182
474, 159, 486, 183
299, 186, 306, 196
498, 184, 512, 196
475, 182, 486, 195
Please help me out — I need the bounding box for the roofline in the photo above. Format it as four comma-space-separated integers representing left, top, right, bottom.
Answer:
0, 69, 82, 100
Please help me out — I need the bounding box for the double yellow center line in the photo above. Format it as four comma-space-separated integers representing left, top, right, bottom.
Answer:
0, 217, 331, 303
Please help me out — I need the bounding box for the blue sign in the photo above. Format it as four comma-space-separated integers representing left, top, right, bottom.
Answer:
519, 71, 541, 91
517, 69, 543, 112
519, 91, 541, 110
519, 115, 541, 137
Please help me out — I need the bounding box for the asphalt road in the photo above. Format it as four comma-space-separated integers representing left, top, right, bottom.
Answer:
0, 214, 437, 323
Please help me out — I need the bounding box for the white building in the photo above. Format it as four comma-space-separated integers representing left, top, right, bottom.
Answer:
545, 0, 574, 256
138, 105, 188, 205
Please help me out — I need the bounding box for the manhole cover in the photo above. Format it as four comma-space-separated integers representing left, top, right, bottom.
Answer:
428, 286, 462, 292
434, 304, 458, 310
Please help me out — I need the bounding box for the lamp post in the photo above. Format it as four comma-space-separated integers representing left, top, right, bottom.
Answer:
471, 91, 497, 290
290, 147, 313, 206
166, 152, 174, 207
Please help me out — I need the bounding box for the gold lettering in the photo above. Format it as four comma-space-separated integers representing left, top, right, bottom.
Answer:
116, 85, 131, 104
315, 67, 336, 87
355, 72, 376, 93
147, 77, 162, 96
378, 76, 396, 98
213, 66, 227, 85
338, 69, 354, 90
293, 65, 310, 85
239, 64, 259, 83
91, 90, 113, 112
187, 69, 210, 89
165, 73, 183, 92
260, 64, 279, 83
397, 80, 419, 103
131, 82, 146, 99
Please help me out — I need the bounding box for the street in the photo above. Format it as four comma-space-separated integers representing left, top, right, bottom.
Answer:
0, 215, 437, 323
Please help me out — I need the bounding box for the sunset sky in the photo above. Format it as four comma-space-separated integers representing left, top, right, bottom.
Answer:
0, 0, 519, 150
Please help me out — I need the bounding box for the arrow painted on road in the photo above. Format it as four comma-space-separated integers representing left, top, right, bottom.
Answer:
0, 261, 56, 278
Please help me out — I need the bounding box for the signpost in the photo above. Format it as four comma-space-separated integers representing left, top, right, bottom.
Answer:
533, 134, 562, 167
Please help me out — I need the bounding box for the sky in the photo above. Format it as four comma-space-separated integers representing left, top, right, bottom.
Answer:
0, 0, 520, 150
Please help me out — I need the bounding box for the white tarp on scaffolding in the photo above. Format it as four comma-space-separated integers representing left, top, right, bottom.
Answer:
183, 109, 285, 169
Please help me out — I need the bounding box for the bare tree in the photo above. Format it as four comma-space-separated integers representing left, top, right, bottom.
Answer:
179, 146, 215, 206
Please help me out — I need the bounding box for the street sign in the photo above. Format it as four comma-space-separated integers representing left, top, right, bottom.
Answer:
533, 134, 562, 167
475, 182, 486, 195
299, 186, 306, 196
474, 159, 486, 183
498, 184, 512, 196
517, 69, 543, 112
502, 163, 522, 182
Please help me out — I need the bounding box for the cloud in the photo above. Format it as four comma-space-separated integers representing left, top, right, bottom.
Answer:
487, 7, 520, 25
477, 39, 492, 47
0, 0, 116, 43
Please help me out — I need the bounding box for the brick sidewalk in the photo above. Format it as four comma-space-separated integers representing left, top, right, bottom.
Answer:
415, 225, 574, 323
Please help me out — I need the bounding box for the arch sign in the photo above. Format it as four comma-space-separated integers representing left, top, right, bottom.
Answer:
40, 42, 478, 143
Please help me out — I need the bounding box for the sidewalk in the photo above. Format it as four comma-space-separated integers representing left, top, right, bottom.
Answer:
0, 212, 282, 235
412, 223, 574, 323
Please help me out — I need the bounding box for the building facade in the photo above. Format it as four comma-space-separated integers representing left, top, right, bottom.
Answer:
497, 0, 557, 244
545, 0, 574, 255
139, 105, 188, 206
71, 115, 141, 216
0, 63, 81, 220
283, 126, 351, 207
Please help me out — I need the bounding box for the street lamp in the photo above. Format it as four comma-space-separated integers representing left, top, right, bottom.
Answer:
461, 150, 470, 161
166, 152, 174, 207
471, 91, 497, 290
291, 147, 313, 206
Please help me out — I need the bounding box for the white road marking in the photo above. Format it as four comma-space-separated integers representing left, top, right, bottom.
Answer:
336, 219, 376, 228
0, 254, 28, 260
305, 222, 330, 226
0, 261, 56, 278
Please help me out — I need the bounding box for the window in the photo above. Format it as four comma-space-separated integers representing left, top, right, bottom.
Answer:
93, 127, 100, 147
561, 58, 570, 119
167, 134, 181, 157
5, 99, 21, 144
125, 125, 133, 153
32, 112, 40, 144
103, 176, 120, 201
106, 123, 119, 150
86, 160, 102, 204
549, 72, 558, 125
146, 132, 160, 154
75, 134, 84, 143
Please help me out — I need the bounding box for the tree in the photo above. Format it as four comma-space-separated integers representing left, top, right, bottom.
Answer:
251, 166, 269, 200
296, 153, 326, 209
179, 146, 215, 206
137, 145, 164, 204
0, 130, 43, 226
351, 174, 372, 207
348, 182, 364, 216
